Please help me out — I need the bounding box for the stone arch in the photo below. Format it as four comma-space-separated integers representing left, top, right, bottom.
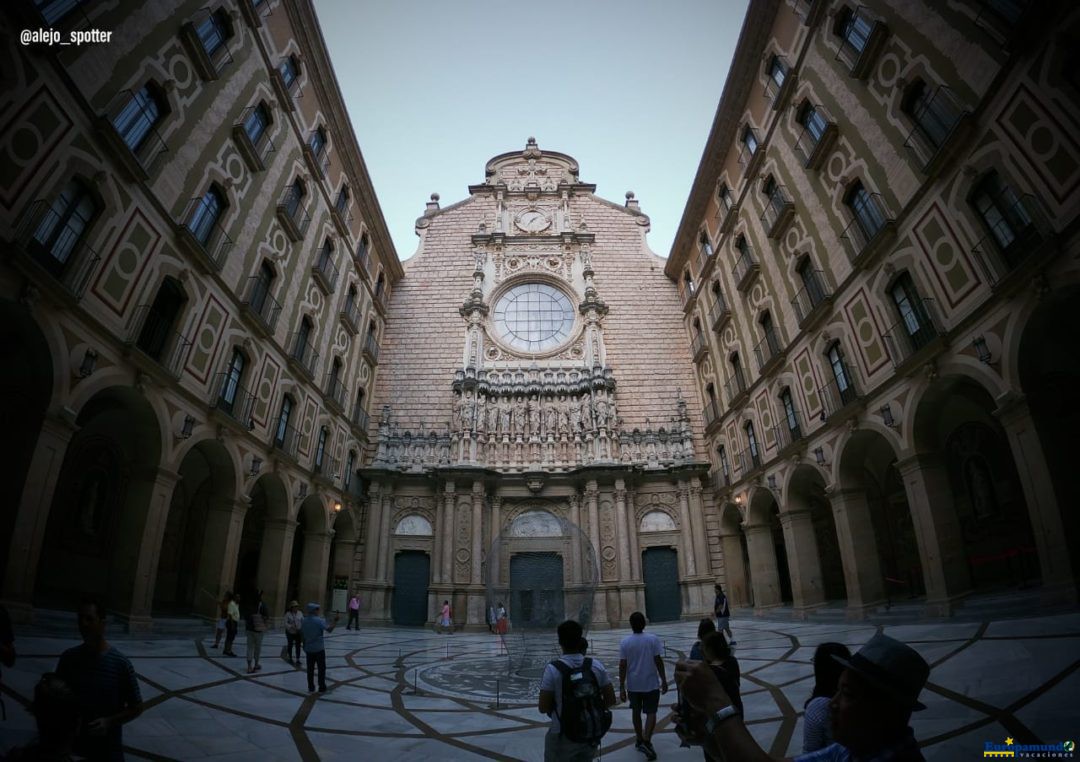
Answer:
742, 487, 790, 607
35, 385, 164, 616
236, 472, 289, 614
786, 463, 846, 604
639, 509, 678, 533
288, 494, 333, 609
717, 501, 751, 607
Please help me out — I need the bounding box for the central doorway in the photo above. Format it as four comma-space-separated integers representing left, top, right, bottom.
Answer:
509, 552, 564, 628
392, 551, 430, 626
642, 547, 682, 622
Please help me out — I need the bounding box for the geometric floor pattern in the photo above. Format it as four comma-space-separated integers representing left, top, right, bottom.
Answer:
2, 613, 1078, 760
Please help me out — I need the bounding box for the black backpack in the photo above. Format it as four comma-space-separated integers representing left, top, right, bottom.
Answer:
552, 657, 612, 745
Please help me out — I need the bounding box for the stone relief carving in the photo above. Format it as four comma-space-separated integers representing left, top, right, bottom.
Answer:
394, 514, 434, 536
639, 510, 678, 533
508, 510, 564, 538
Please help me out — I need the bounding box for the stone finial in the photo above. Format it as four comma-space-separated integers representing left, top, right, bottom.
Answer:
425, 193, 440, 215
625, 191, 640, 211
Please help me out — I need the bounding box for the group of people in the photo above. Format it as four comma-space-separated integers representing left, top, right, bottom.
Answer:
537, 587, 932, 762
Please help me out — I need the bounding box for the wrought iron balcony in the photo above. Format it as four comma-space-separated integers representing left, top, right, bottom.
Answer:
695, 242, 714, 279
351, 405, 370, 434
735, 447, 762, 475
903, 86, 971, 175
209, 372, 255, 427
176, 197, 233, 272
14, 199, 102, 301
763, 55, 795, 110
971, 193, 1053, 288
709, 291, 731, 331
724, 370, 749, 406
717, 198, 739, 234
240, 276, 282, 335
363, 333, 381, 365
340, 299, 361, 334
237, 0, 273, 29
312, 249, 339, 294
276, 186, 311, 242
354, 241, 372, 279
127, 305, 192, 379
840, 193, 895, 269
974, 0, 1033, 48
834, 6, 888, 80
179, 9, 234, 81
326, 373, 347, 413
793, 104, 837, 170
818, 373, 860, 420
231, 107, 277, 172
97, 89, 169, 181
760, 184, 795, 239
791, 270, 832, 328
882, 298, 945, 369
753, 330, 784, 376
703, 398, 721, 429
736, 131, 764, 177
270, 65, 302, 111
331, 200, 354, 239
304, 145, 331, 181
691, 331, 708, 363
271, 420, 299, 459
774, 411, 805, 451
314, 452, 339, 480
288, 333, 319, 379
713, 469, 732, 492
732, 245, 760, 292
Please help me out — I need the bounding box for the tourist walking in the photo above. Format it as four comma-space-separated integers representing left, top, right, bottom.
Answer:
713, 584, 735, 645
619, 611, 668, 761
496, 601, 508, 636
689, 618, 716, 661
701, 632, 742, 714
346, 590, 361, 630
244, 590, 269, 674
301, 602, 339, 693
802, 642, 851, 753
439, 599, 453, 633
284, 600, 304, 667
674, 632, 930, 762
222, 592, 240, 656
538, 619, 615, 761
55, 599, 143, 761
211, 594, 229, 649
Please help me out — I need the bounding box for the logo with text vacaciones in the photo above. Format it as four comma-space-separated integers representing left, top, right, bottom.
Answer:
983, 737, 1075, 758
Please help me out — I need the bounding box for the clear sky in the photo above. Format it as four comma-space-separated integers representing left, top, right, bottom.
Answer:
316, 0, 749, 262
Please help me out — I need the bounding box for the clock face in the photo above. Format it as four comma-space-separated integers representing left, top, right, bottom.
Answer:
515, 209, 550, 233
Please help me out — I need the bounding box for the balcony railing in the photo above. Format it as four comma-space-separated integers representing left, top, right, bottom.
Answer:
240, 276, 282, 334
774, 410, 805, 450
713, 469, 732, 492
354, 242, 371, 278
304, 145, 331, 180
288, 333, 319, 379
753, 331, 783, 375
717, 199, 739, 234
818, 373, 860, 419
903, 86, 970, 174
840, 194, 894, 268
238, 0, 273, 28
179, 10, 234, 81
735, 447, 761, 475
271, 420, 299, 459
326, 373, 347, 412
792, 270, 832, 327
363, 333, 381, 365
98, 89, 169, 180
882, 298, 944, 369
14, 199, 102, 301
736, 134, 763, 176
270, 66, 302, 111
763, 56, 794, 109
314, 452, 339, 480
340, 299, 361, 334
704, 398, 721, 428
971, 193, 1051, 287
793, 105, 837, 170
177, 197, 233, 272
732, 245, 760, 292
232, 108, 276, 172
312, 249, 339, 293
332, 202, 354, 238
691, 331, 708, 362
974, 0, 1032, 48
760, 185, 794, 238
709, 291, 731, 331
128, 305, 192, 379
724, 370, 748, 405
210, 372, 255, 427
276, 187, 311, 242
351, 405, 370, 433
834, 6, 888, 79
695, 243, 713, 278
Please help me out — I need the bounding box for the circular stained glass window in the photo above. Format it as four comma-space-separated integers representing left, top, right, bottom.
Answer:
492, 282, 576, 353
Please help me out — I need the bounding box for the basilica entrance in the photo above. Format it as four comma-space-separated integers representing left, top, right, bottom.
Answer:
642, 547, 681, 622
509, 553, 564, 628
392, 551, 430, 626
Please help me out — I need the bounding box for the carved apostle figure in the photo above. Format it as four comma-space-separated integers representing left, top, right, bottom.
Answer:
580, 398, 594, 431
514, 397, 527, 436
569, 400, 581, 432
528, 394, 541, 437
595, 399, 608, 429
487, 398, 500, 432
460, 392, 476, 432
545, 401, 559, 436
499, 401, 512, 434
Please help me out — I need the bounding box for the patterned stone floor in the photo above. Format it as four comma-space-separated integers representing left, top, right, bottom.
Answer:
1, 612, 1078, 760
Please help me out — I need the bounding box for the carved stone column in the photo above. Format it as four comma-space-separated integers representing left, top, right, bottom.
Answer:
432, 486, 445, 584
2, 412, 78, 620
569, 492, 583, 584
827, 487, 885, 617
895, 453, 972, 615
441, 481, 456, 583
614, 479, 631, 580
688, 478, 711, 577
362, 483, 382, 581
778, 509, 825, 614
625, 488, 641, 582
585, 480, 607, 624
677, 481, 697, 577
377, 490, 394, 583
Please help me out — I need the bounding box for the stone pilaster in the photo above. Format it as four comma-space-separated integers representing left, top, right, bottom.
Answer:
778, 508, 825, 615
743, 523, 782, 610
827, 487, 886, 618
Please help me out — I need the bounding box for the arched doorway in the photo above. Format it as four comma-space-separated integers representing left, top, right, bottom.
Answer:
785, 465, 845, 608
0, 302, 53, 596
391, 513, 433, 627
153, 439, 236, 615
743, 488, 791, 609
717, 502, 751, 608
289, 496, 332, 609
35, 386, 162, 614
1017, 288, 1080, 595
236, 473, 288, 615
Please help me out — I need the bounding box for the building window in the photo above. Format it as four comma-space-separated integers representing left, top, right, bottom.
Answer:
357, 233, 370, 262
317, 237, 334, 269
335, 186, 350, 215
274, 394, 293, 447
735, 234, 751, 263
242, 103, 271, 146
844, 181, 886, 240
309, 127, 327, 158
344, 451, 356, 490
295, 316, 314, 359
374, 272, 386, 301
284, 178, 306, 219
889, 273, 934, 349
780, 388, 800, 434
36, 0, 89, 25
718, 445, 731, 481
833, 5, 872, 55
767, 55, 786, 90
760, 311, 780, 353
797, 258, 826, 305
718, 183, 734, 214
731, 352, 746, 390
112, 84, 166, 152
742, 126, 759, 156
279, 55, 300, 89
345, 284, 358, 314
195, 8, 231, 58
699, 231, 713, 258
187, 186, 226, 246
745, 421, 760, 464
32, 179, 98, 271
492, 282, 575, 353
797, 102, 827, 144
901, 79, 962, 150
314, 427, 328, 469
971, 172, 1032, 253
250, 261, 275, 315
827, 342, 853, 400
683, 270, 696, 296
136, 278, 186, 361
220, 348, 246, 414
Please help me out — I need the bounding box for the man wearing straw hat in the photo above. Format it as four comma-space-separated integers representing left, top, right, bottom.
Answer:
674, 632, 930, 761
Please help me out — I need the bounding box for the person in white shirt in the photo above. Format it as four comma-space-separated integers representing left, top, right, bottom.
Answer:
619, 611, 668, 761
283, 601, 304, 667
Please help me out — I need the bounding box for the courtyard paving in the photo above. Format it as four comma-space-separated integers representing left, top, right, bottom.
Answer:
1, 612, 1078, 760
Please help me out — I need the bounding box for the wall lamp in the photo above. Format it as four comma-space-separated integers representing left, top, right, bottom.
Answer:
972, 336, 992, 364
880, 404, 895, 427
813, 446, 827, 467
249, 457, 262, 477
333, 501, 342, 513
179, 414, 195, 440
78, 348, 98, 378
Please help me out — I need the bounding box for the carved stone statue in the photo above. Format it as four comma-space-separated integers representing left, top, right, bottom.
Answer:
545, 402, 559, 436
487, 399, 500, 432
569, 401, 581, 433
499, 401, 511, 434
514, 397, 527, 436
595, 399, 608, 429
580, 398, 593, 430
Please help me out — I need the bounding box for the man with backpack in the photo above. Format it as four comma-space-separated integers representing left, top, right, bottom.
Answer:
538, 619, 616, 761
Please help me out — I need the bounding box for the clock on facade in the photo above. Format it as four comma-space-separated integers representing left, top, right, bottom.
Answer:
515, 209, 551, 233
